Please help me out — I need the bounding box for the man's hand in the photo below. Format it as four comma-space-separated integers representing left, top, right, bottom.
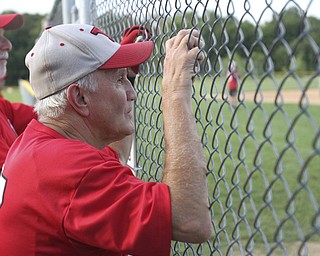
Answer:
120, 25, 152, 75
162, 29, 205, 97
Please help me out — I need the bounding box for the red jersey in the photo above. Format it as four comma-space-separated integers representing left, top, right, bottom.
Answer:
0, 119, 172, 256
227, 70, 240, 90
0, 96, 36, 166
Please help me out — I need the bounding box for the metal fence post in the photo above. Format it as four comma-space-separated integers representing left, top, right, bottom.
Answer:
62, 0, 75, 24
77, 0, 91, 24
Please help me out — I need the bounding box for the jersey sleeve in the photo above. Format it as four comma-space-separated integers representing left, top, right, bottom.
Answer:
0, 138, 10, 166
0, 98, 37, 135
63, 159, 172, 256
9, 102, 37, 135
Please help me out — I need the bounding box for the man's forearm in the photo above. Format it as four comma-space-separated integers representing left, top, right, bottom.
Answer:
161, 90, 211, 243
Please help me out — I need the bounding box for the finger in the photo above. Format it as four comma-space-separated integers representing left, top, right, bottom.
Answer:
166, 36, 175, 49
171, 29, 194, 49
198, 50, 206, 63
135, 35, 144, 43
166, 29, 200, 51
186, 31, 204, 50
189, 47, 204, 62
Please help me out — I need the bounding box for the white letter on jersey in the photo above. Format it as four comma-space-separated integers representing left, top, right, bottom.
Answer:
0, 165, 7, 207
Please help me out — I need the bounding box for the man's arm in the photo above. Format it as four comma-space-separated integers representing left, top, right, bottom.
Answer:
161, 29, 212, 243
0, 96, 36, 135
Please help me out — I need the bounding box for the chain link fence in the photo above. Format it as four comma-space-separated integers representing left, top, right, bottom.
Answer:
49, 0, 320, 255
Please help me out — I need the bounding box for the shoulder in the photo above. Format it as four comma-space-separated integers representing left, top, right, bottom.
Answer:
0, 97, 12, 114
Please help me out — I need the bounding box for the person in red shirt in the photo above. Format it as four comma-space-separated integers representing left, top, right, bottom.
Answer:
0, 24, 212, 255
227, 60, 240, 108
0, 13, 37, 166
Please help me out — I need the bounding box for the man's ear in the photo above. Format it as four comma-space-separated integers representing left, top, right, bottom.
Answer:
67, 83, 89, 117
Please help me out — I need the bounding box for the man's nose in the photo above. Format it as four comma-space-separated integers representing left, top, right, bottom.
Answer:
0, 36, 12, 51
127, 81, 137, 102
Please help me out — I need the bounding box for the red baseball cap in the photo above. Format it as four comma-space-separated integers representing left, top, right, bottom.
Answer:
26, 24, 154, 99
0, 14, 23, 30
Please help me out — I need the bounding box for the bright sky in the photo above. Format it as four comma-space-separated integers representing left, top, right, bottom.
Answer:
0, 0, 56, 15
214, 0, 319, 23
0, 0, 319, 22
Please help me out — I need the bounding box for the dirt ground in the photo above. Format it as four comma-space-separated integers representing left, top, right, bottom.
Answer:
289, 242, 320, 256
244, 88, 320, 105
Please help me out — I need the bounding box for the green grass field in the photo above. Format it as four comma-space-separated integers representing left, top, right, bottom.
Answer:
2, 86, 23, 102
200, 101, 320, 254
135, 74, 320, 254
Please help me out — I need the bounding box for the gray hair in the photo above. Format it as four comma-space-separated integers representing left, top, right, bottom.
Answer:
34, 72, 98, 119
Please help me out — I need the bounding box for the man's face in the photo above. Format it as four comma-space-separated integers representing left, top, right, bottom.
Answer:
86, 68, 137, 143
0, 28, 12, 80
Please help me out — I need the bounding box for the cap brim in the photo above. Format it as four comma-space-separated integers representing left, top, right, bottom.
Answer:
99, 41, 154, 70
0, 14, 23, 30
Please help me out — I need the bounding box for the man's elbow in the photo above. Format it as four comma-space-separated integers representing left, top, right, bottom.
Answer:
173, 214, 213, 243
190, 217, 213, 243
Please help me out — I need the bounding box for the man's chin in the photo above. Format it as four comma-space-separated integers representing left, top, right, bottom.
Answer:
126, 127, 135, 136
0, 64, 7, 78
0, 79, 5, 91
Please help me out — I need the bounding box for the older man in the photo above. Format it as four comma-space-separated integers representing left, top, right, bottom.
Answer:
0, 24, 212, 255
0, 13, 36, 166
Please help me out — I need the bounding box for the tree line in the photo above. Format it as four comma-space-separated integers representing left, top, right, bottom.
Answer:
3, 6, 320, 86
168, 7, 320, 76
3, 12, 45, 86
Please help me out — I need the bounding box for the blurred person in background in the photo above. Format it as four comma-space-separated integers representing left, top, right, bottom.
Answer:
227, 60, 240, 108
0, 13, 37, 166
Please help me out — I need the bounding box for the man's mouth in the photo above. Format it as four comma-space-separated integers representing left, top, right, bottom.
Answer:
0, 52, 8, 60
